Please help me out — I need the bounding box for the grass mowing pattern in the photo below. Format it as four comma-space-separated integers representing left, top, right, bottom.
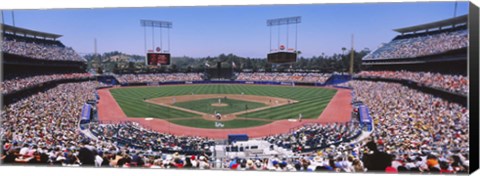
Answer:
173, 98, 266, 114
109, 89, 199, 119
169, 118, 272, 129
239, 96, 332, 120
109, 85, 337, 128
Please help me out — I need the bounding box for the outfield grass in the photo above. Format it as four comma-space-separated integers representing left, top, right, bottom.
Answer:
169, 118, 272, 129
173, 98, 266, 114
109, 84, 337, 128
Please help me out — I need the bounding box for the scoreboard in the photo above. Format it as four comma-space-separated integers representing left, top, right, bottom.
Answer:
147, 53, 171, 66
267, 52, 297, 64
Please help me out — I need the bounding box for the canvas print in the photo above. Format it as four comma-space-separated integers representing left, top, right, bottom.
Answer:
0, 2, 473, 174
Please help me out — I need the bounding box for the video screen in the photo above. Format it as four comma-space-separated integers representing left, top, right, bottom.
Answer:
147, 53, 171, 65
267, 52, 297, 63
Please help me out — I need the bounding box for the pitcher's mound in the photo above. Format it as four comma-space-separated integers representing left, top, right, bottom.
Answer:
211, 103, 228, 107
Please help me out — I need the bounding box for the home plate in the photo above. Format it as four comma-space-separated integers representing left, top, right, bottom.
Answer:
145, 118, 153, 121
288, 119, 298, 122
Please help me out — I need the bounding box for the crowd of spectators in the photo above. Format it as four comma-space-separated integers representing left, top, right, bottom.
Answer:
2, 37, 85, 62
363, 28, 468, 60
0, 76, 470, 174
236, 72, 332, 83
115, 73, 204, 84
356, 71, 468, 95
264, 122, 362, 153
1, 72, 93, 94
89, 122, 215, 154
0, 81, 115, 165
335, 80, 469, 173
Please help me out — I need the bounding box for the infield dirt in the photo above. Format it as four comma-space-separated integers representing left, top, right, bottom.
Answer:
145, 94, 298, 121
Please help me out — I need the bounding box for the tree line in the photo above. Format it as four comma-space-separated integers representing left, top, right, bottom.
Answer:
85, 49, 370, 74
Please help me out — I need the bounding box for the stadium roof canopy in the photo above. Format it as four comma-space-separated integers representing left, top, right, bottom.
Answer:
1, 24, 62, 40
393, 15, 468, 35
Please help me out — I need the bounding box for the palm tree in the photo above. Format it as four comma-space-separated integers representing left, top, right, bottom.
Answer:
341, 47, 347, 55
362, 47, 371, 54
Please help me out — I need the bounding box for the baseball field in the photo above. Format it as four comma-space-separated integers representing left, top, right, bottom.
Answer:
109, 84, 337, 129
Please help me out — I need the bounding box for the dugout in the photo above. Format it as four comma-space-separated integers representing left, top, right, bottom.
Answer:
228, 134, 249, 144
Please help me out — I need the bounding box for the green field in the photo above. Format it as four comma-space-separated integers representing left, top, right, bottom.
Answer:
173, 98, 266, 114
109, 84, 336, 128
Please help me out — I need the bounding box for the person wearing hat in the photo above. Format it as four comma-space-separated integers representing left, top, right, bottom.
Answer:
271, 160, 282, 171
198, 155, 210, 169
173, 157, 184, 169
173, 152, 180, 159
426, 154, 440, 170
253, 159, 263, 170
3, 141, 12, 153
190, 155, 199, 168
246, 159, 256, 170
229, 157, 239, 170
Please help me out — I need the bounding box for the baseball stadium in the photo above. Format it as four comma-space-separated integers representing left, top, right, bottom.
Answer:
0, 2, 476, 175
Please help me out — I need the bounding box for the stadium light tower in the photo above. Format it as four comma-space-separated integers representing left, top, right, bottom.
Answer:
140, 19, 173, 66
266, 16, 301, 65
349, 34, 355, 75
1, 11, 4, 24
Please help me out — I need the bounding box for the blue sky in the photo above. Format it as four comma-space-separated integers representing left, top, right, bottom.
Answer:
1, 2, 469, 58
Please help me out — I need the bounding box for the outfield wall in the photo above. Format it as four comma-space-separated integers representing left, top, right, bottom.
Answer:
118, 80, 328, 87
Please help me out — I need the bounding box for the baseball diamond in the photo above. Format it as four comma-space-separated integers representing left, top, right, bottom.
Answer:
107, 84, 337, 129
